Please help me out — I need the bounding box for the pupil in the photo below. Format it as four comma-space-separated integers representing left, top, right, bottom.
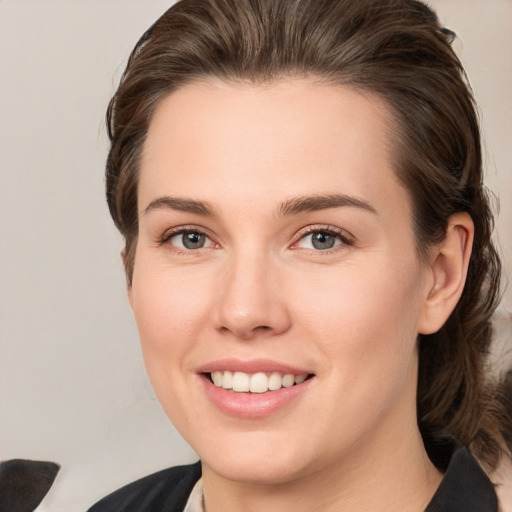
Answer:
312, 232, 335, 250
183, 232, 205, 249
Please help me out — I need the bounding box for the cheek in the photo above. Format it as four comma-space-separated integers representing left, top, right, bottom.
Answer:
130, 261, 214, 379
129, 271, 210, 432
293, 256, 425, 376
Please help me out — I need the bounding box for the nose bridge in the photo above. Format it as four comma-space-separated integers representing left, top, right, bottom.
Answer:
215, 245, 289, 339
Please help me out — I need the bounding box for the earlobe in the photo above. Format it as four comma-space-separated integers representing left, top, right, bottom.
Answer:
418, 212, 474, 335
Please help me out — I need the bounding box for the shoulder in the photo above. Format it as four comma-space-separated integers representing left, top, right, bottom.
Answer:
87, 461, 201, 512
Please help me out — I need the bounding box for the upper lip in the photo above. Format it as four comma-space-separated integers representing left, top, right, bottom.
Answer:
197, 358, 312, 375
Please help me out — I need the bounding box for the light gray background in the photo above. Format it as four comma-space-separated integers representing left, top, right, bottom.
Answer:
0, 1, 511, 511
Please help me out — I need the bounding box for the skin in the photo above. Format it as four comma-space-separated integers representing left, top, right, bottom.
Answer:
129, 78, 473, 512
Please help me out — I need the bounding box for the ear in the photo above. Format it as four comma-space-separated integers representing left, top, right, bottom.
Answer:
418, 212, 474, 335
121, 248, 134, 307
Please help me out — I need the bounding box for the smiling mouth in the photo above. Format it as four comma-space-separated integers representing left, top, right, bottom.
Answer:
207, 371, 313, 393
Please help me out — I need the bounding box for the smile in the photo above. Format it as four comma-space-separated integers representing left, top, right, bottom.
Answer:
210, 371, 309, 393
198, 360, 315, 418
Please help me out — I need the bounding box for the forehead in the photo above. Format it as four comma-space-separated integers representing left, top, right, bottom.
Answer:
139, 78, 409, 218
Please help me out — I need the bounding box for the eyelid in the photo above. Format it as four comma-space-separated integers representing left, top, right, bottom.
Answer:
290, 224, 355, 250
157, 223, 354, 253
159, 225, 219, 249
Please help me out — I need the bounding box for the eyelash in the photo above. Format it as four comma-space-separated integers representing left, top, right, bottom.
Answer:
158, 225, 354, 254
292, 225, 354, 253
159, 226, 218, 254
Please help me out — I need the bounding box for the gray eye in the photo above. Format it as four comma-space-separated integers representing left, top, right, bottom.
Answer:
167, 228, 216, 252
181, 232, 206, 249
310, 231, 337, 250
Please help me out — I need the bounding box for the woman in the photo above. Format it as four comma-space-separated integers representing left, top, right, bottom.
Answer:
89, 0, 511, 510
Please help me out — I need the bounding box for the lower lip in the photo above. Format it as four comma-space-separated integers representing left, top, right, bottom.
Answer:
200, 376, 314, 419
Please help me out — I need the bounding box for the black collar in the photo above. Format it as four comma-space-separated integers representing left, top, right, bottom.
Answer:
425, 442, 498, 511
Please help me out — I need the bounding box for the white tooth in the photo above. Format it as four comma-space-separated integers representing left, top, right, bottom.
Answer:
212, 371, 223, 387
249, 372, 269, 393
294, 374, 307, 385
282, 374, 295, 388
232, 372, 250, 392
222, 371, 234, 389
268, 372, 283, 391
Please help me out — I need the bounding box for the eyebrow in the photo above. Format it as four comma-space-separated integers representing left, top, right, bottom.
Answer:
142, 196, 217, 217
278, 194, 377, 216
142, 193, 377, 218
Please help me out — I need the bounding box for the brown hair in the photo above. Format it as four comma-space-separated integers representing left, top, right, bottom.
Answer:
105, 0, 510, 468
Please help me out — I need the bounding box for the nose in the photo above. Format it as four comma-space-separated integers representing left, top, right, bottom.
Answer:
213, 252, 291, 340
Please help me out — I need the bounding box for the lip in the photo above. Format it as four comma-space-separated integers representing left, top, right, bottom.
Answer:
197, 358, 315, 419
197, 358, 311, 375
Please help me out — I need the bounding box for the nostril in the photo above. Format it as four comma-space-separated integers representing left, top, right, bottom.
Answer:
218, 324, 273, 338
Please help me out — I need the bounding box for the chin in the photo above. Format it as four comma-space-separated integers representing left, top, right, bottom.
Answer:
195, 430, 322, 486
204, 455, 308, 486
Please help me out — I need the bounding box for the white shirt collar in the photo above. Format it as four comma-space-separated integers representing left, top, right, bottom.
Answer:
183, 477, 204, 512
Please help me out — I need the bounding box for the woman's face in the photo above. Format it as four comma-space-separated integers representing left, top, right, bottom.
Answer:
130, 79, 434, 484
